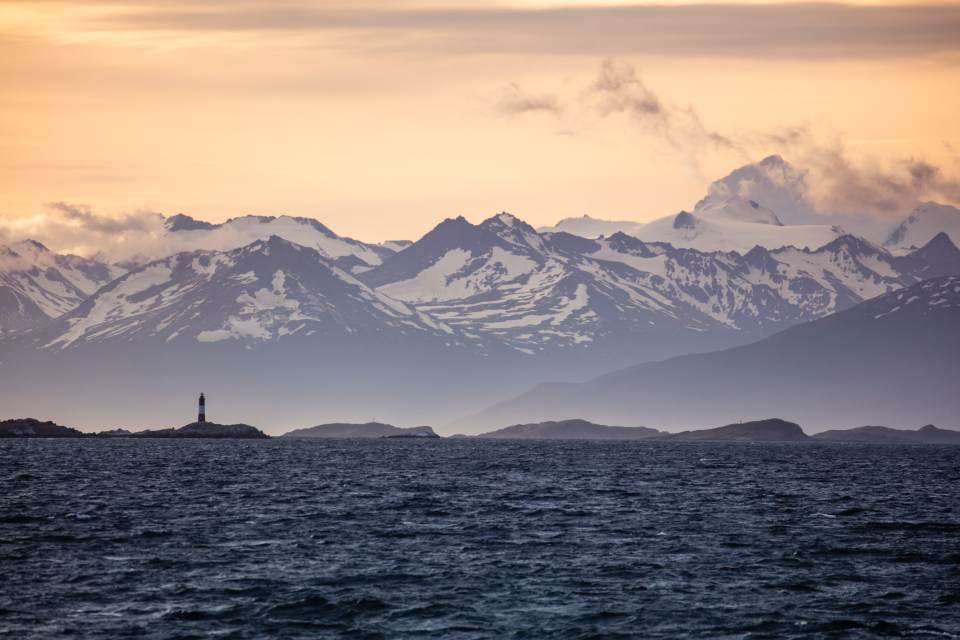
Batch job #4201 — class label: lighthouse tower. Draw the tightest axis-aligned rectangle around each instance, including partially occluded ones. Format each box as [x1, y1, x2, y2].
[198, 393, 206, 424]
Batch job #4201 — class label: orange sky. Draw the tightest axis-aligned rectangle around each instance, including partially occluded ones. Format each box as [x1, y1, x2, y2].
[2, 0, 959, 245]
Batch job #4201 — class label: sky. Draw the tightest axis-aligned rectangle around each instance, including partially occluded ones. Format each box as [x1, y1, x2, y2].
[2, 0, 960, 247]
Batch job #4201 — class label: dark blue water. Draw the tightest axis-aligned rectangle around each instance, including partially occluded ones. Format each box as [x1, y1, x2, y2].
[1, 439, 958, 639]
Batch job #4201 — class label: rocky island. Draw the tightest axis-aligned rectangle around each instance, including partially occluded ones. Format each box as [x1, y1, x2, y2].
[0, 394, 268, 439]
[130, 422, 269, 439]
[813, 424, 960, 444]
[663, 418, 809, 442]
[0, 418, 269, 439]
[0, 418, 85, 438]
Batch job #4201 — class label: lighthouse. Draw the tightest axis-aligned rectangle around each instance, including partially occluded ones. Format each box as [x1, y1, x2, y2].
[198, 393, 206, 424]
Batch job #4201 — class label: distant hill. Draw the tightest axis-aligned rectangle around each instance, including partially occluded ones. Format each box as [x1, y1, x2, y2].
[665, 419, 808, 442]
[475, 419, 661, 440]
[0, 418, 84, 438]
[814, 424, 960, 445]
[281, 422, 437, 439]
[457, 277, 960, 433]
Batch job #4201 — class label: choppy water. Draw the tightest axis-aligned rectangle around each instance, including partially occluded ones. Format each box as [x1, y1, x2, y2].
[1, 439, 959, 639]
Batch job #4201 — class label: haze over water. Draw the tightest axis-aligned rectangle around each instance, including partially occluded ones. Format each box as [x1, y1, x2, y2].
[2, 439, 958, 638]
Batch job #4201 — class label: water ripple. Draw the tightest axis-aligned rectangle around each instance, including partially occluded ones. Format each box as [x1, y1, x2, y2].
[1, 439, 958, 638]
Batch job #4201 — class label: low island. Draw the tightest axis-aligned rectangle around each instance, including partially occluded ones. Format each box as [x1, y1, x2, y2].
[663, 418, 809, 442]
[472, 419, 662, 440]
[282, 422, 439, 439]
[3, 407, 959, 445]
[812, 424, 960, 445]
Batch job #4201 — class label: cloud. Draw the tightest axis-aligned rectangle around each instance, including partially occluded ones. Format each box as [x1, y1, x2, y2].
[0, 203, 167, 260]
[701, 135, 960, 220]
[800, 145, 960, 218]
[45, 202, 162, 234]
[497, 59, 738, 163]
[587, 60, 666, 128]
[77, 2, 960, 59]
[495, 82, 562, 116]
[499, 59, 960, 220]
[582, 60, 736, 152]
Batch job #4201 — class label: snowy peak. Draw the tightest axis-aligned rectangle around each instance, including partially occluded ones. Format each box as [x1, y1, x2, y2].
[481, 212, 536, 235]
[164, 213, 216, 232]
[694, 195, 784, 226]
[236, 234, 302, 256]
[216, 214, 337, 238]
[34, 236, 453, 350]
[1, 239, 52, 266]
[892, 232, 960, 280]
[884, 202, 960, 253]
[0, 240, 124, 334]
[602, 232, 657, 258]
[819, 233, 883, 256]
[854, 275, 960, 322]
[480, 212, 546, 253]
[632, 205, 842, 253]
[537, 157, 830, 252]
[147, 212, 397, 273]
[537, 214, 640, 238]
[703, 154, 815, 225]
[7, 239, 50, 254]
[358, 214, 549, 294]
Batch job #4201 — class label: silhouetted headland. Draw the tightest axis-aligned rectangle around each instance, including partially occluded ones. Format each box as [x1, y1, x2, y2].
[663, 418, 809, 442]
[0, 418, 84, 438]
[813, 424, 960, 445]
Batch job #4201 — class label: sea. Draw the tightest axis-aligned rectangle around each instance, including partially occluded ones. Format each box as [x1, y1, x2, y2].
[1, 438, 958, 639]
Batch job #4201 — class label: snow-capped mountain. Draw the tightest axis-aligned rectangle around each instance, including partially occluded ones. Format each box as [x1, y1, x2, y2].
[700, 154, 817, 225]
[884, 202, 960, 253]
[455, 275, 960, 434]
[890, 232, 960, 279]
[629, 207, 844, 253]
[6, 209, 958, 360]
[125, 213, 398, 272]
[537, 214, 641, 238]
[538, 157, 844, 252]
[30, 235, 453, 350]
[694, 194, 784, 225]
[378, 239, 413, 253]
[0, 235, 533, 433]
[3, 209, 959, 432]
[360, 213, 959, 365]
[0, 240, 124, 335]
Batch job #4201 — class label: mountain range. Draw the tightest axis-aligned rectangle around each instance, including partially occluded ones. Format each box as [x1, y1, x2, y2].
[540, 155, 960, 254]
[0, 240, 123, 335]
[1, 156, 958, 432]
